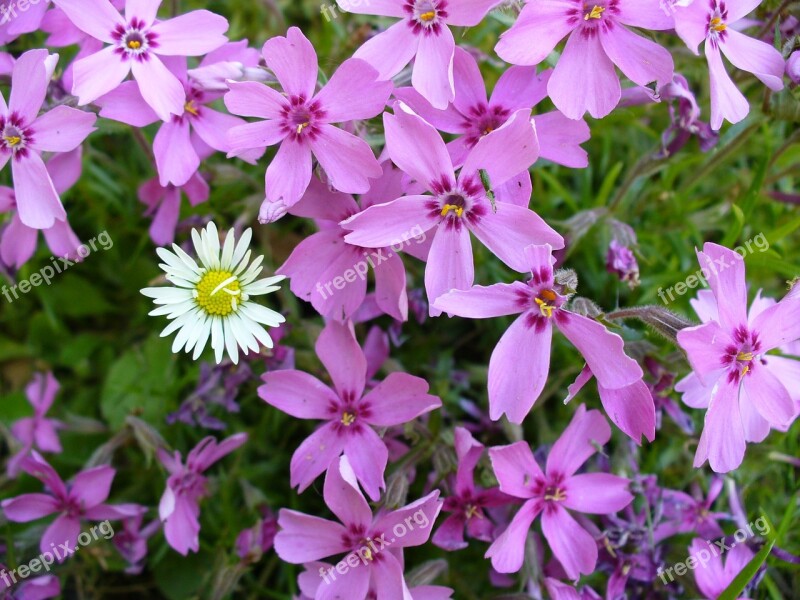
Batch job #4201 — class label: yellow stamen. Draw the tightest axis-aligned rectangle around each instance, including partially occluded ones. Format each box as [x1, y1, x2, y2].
[128, 40, 142, 49]
[3, 135, 20, 147]
[440, 204, 464, 218]
[465, 505, 482, 519]
[603, 536, 618, 558]
[535, 297, 554, 318]
[584, 5, 605, 20]
[736, 352, 754, 362]
[341, 412, 356, 426]
[296, 122, 310, 135]
[185, 100, 199, 116]
[710, 17, 726, 32]
[420, 10, 436, 22]
[543, 488, 566, 502]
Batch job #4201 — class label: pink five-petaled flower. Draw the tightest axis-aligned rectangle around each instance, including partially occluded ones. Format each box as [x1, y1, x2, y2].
[688, 537, 754, 599]
[336, 0, 502, 109]
[673, 0, 785, 130]
[0, 50, 96, 228]
[394, 46, 591, 175]
[258, 320, 441, 501]
[434, 244, 643, 423]
[486, 405, 633, 579]
[7, 372, 65, 478]
[1, 452, 140, 559]
[676, 243, 800, 472]
[53, 0, 229, 121]
[157, 432, 248, 555]
[432, 427, 513, 551]
[341, 106, 563, 315]
[274, 455, 443, 600]
[496, 0, 675, 119]
[224, 27, 393, 222]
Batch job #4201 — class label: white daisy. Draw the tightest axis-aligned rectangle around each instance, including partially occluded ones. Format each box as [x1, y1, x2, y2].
[141, 222, 286, 364]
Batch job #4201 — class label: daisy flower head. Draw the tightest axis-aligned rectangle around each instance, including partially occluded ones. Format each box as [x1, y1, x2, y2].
[141, 222, 286, 364]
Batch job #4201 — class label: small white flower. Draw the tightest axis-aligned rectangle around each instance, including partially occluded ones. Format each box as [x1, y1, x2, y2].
[141, 222, 285, 364]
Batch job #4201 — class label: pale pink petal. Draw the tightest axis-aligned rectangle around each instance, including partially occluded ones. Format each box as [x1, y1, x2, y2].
[485, 500, 541, 573]
[10, 50, 49, 124]
[314, 58, 393, 122]
[550, 30, 621, 119]
[50, 0, 123, 43]
[334, 0, 405, 16]
[126, 0, 162, 24]
[148, 186, 180, 246]
[488, 315, 553, 423]
[767, 356, 800, 402]
[373, 490, 442, 548]
[697, 243, 747, 330]
[72, 46, 131, 105]
[600, 24, 674, 88]
[70, 466, 115, 508]
[533, 111, 590, 168]
[343, 425, 388, 501]
[154, 119, 199, 186]
[495, 1, 574, 66]
[546, 405, 610, 478]
[13, 153, 66, 229]
[446, 0, 500, 25]
[742, 366, 794, 428]
[597, 379, 657, 444]
[433, 282, 527, 318]
[323, 455, 372, 530]
[488, 442, 543, 498]
[694, 377, 746, 472]
[675, 371, 715, 409]
[259, 370, 338, 419]
[690, 288, 720, 322]
[316, 561, 372, 600]
[412, 26, 455, 109]
[425, 225, 473, 315]
[540, 504, 598, 579]
[371, 551, 413, 600]
[226, 120, 285, 153]
[617, 0, 676, 30]
[224, 80, 288, 119]
[554, 310, 643, 390]
[689, 538, 727, 597]
[1, 493, 60, 521]
[493, 170, 533, 206]
[316, 320, 367, 400]
[393, 86, 467, 133]
[470, 202, 564, 272]
[751, 297, 800, 351]
[373, 253, 408, 321]
[720, 30, 784, 91]
[41, 514, 81, 560]
[262, 26, 318, 98]
[562, 473, 633, 514]
[1, 214, 37, 268]
[491, 66, 550, 111]
[705, 41, 749, 130]
[673, 0, 712, 53]
[131, 55, 185, 121]
[274, 509, 349, 563]
[150, 10, 229, 55]
[725, 0, 764, 22]
[96, 81, 159, 126]
[353, 20, 419, 80]
[740, 389, 770, 442]
[265, 139, 313, 206]
[289, 424, 346, 493]
[341, 196, 437, 248]
[451, 47, 488, 115]
[384, 108, 453, 189]
[162, 495, 200, 555]
[288, 175, 359, 221]
[310, 124, 382, 194]
[360, 372, 440, 426]
[677, 321, 733, 381]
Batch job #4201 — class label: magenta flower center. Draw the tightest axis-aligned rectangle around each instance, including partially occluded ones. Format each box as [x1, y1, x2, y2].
[426, 176, 487, 230]
[543, 485, 567, 502]
[112, 19, 159, 62]
[569, 0, 619, 36]
[0, 115, 33, 159]
[705, 2, 729, 46]
[463, 104, 511, 148]
[405, 0, 449, 35]
[723, 326, 762, 382]
[280, 97, 325, 142]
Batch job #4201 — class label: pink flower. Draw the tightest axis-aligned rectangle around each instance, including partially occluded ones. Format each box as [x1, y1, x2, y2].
[676, 243, 800, 472]
[53, 0, 229, 121]
[0, 0, 49, 44]
[274, 455, 443, 599]
[335, 0, 502, 109]
[137, 172, 210, 246]
[342, 106, 563, 315]
[6, 372, 65, 478]
[432, 427, 513, 551]
[688, 537, 754, 599]
[395, 47, 590, 176]
[277, 168, 413, 322]
[157, 432, 248, 555]
[187, 40, 266, 92]
[486, 406, 633, 578]
[434, 244, 643, 423]
[259, 320, 441, 500]
[0, 573, 61, 600]
[674, 0, 785, 129]
[224, 27, 393, 221]
[496, 0, 675, 119]
[0, 50, 96, 228]
[1, 452, 140, 559]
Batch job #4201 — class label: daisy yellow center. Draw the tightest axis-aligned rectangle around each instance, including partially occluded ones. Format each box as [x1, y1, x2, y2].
[341, 412, 356, 426]
[710, 17, 726, 31]
[195, 270, 241, 316]
[584, 5, 605, 20]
